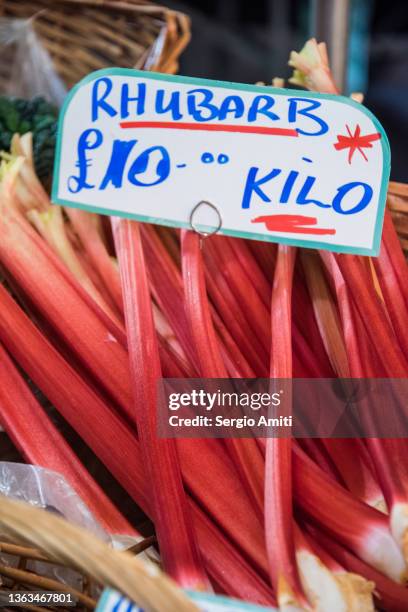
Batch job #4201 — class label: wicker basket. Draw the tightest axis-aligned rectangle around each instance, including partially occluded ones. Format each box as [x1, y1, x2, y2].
[0, 0, 190, 90]
[388, 181, 408, 254]
[0, 496, 197, 611]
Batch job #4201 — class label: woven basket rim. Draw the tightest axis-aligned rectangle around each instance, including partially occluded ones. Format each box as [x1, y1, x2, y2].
[0, 496, 198, 612]
[0, 0, 191, 82]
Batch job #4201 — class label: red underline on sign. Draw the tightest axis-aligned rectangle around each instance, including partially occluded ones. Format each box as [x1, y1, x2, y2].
[120, 121, 299, 137]
[252, 215, 336, 235]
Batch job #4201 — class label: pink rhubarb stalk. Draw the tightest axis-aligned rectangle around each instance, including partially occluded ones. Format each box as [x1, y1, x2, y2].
[293, 444, 407, 583]
[291, 38, 408, 562]
[0, 198, 134, 423]
[181, 230, 265, 515]
[65, 207, 124, 314]
[264, 245, 306, 609]
[0, 282, 272, 599]
[113, 218, 207, 589]
[0, 341, 134, 535]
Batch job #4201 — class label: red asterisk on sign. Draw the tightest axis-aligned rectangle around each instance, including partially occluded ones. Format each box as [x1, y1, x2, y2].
[334, 124, 381, 164]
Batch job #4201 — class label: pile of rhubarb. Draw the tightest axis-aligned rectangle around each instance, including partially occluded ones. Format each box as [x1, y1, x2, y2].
[0, 40, 407, 612]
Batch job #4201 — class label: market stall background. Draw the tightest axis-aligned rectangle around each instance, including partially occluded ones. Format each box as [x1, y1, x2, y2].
[164, 0, 408, 182]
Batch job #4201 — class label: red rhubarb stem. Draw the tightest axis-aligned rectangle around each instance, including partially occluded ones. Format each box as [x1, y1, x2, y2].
[181, 230, 265, 514]
[265, 245, 306, 607]
[0, 342, 134, 536]
[0, 284, 271, 596]
[113, 219, 207, 589]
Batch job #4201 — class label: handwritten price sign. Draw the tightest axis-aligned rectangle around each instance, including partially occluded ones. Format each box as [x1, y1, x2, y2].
[53, 69, 390, 255]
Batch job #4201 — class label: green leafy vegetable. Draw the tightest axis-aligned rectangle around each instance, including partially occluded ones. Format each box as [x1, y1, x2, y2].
[0, 95, 57, 181]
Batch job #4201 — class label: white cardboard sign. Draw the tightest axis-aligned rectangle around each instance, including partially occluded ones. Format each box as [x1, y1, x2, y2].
[52, 69, 390, 255]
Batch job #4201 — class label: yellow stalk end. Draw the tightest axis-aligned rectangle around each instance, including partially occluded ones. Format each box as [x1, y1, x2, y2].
[277, 574, 307, 611]
[297, 549, 375, 611]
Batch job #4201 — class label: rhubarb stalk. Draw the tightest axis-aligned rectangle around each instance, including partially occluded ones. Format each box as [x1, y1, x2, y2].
[0, 341, 134, 536]
[264, 245, 306, 609]
[113, 218, 207, 589]
[291, 36, 408, 566]
[181, 230, 265, 515]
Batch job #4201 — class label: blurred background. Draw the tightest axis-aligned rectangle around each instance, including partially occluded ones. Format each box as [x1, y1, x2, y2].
[0, 0, 406, 180]
[163, 0, 408, 182]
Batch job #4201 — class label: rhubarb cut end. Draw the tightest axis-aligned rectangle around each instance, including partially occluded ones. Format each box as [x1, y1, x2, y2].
[288, 38, 339, 94]
[277, 575, 307, 611]
[297, 550, 375, 611]
[404, 531, 408, 572]
[4, 134, 49, 211]
[390, 503, 408, 569]
[365, 527, 407, 584]
[335, 574, 375, 612]
[373, 498, 388, 515]
[0, 154, 24, 195]
[272, 77, 285, 88]
[350, 92, 364, 104]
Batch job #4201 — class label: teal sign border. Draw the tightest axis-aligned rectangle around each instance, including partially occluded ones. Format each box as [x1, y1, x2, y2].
[52, 68, 390, 256]
[96, 588, 277, 611]
[186, 591, 277, 611]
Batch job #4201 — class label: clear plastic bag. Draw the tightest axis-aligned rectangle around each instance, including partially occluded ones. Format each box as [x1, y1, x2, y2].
[142, 24, 167, 71]
[0, 17, 66, 106]
[0, 461, 108, 538]
[0, 462, 108, 590]
[0, 462, 156, 584]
